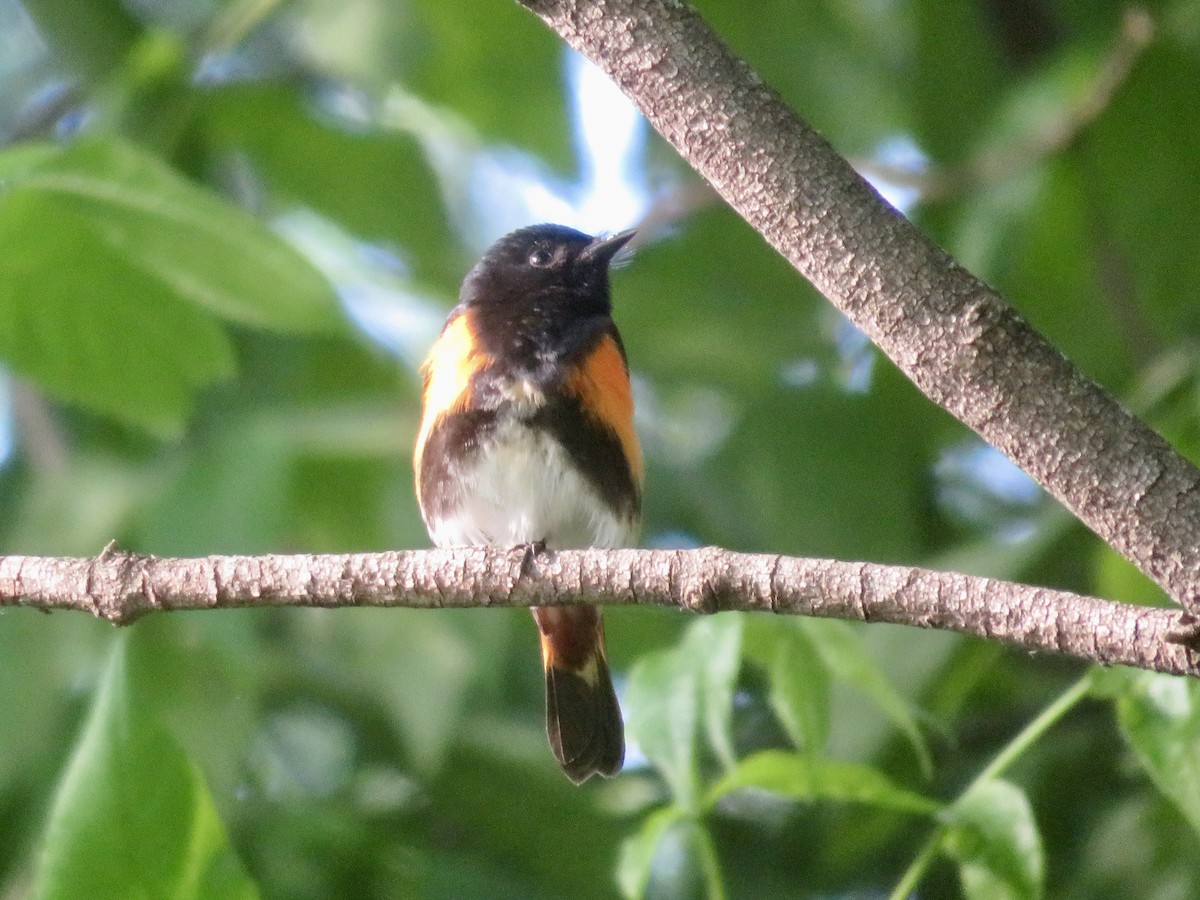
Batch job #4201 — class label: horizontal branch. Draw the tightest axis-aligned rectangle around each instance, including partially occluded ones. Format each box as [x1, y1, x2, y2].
[1, 545, 1195, 677]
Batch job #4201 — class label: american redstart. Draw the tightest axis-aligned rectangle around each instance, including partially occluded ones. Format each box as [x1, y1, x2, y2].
[414, 224, 642, 783]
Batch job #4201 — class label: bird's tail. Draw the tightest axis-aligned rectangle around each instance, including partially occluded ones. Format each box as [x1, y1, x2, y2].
[532, 605, 624, 784]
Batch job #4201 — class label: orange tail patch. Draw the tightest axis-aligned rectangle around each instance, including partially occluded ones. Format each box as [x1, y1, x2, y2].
[532, 605, 624, 783]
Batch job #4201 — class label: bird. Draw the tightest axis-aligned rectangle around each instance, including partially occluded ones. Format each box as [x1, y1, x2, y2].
[413, 224, 642, 783]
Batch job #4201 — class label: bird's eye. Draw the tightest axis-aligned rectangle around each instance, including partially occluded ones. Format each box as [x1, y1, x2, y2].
[528, 247, 553, 267]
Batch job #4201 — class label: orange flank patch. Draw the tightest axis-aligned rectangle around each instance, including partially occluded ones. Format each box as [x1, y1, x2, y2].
[564, 335, 644, 488]
[413, 314, 489, 501]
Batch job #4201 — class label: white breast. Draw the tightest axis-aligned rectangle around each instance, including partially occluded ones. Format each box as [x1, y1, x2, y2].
[426, 414, 634, 550]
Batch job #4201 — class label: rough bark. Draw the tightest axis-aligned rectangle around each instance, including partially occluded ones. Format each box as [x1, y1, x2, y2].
[1, 546, 1195, 677]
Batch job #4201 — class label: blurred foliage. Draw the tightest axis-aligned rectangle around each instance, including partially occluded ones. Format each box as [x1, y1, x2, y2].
[2, 0, 1200, 898]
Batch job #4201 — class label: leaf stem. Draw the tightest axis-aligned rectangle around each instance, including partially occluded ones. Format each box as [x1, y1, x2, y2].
[970, 673, 1094, 789]
[886, 671, 1094, 900]
[888, 836, 941, 900]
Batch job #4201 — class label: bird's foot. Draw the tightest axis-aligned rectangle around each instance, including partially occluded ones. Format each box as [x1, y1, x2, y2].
[518, 539, 548, 579]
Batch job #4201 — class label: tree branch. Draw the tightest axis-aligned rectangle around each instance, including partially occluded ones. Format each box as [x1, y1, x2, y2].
[1, 546, 1195, 677]
[513, 0, 1200, 618]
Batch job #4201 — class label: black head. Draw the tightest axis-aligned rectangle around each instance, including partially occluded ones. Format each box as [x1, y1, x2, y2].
[460, 224, 635, 319]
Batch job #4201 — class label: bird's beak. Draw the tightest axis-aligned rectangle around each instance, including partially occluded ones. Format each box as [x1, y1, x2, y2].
[581, 229, 637, 266]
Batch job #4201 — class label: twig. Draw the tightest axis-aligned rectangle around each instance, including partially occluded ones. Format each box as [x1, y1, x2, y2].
[1, 545, 1195, 677]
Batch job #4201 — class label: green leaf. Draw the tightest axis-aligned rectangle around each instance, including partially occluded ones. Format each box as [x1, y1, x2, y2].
[2, 137, 340, 331]
[0, 195, 235, 433]
[626, 640, 701, 810]
[321, 607, 508, 776]
[34, 637, 258, 900]
[624, 617, 747, 806]
[1092, 543, 1170, 608]
[707, 373, 934, 559]
[690, 820, 728, 900]
[133, 421, 294, 556]
[617, 806, 684, 900]
[16, 0, 141, 81]
[802, 619, 932, 775]
[706, 750, 938, 815]
[1116, 671, 1200, 836]
[1086, 664, 1137, 701]
[408, 1, 571, 166]
[422, 734, 631, 896]
[957, 157, 1132, 389]
[943, 780, 1044, 900]
[0, 137, 341, 431]
[686, 614, 744, 770]
[1087, 45, 1200, 346]
[743, 618, 829, 753]
[620, 208, 824, 395]
[911, 0, 1006, 162]
[0, 614, 110, 795]
[201, 83, 457, 287]
[619, 811, 726, 900]
[624, 208, 943, 560]
[5, 455, 155, 555]
[0, 142, 59, 180]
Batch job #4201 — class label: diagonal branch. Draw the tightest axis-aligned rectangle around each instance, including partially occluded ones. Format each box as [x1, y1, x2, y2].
[513, 0, 1200, 618]
[1, 546, 1195, 677]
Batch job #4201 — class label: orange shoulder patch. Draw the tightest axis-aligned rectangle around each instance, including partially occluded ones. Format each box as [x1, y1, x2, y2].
[414, 313, 489, 498]
[564, 334, 644, 488]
